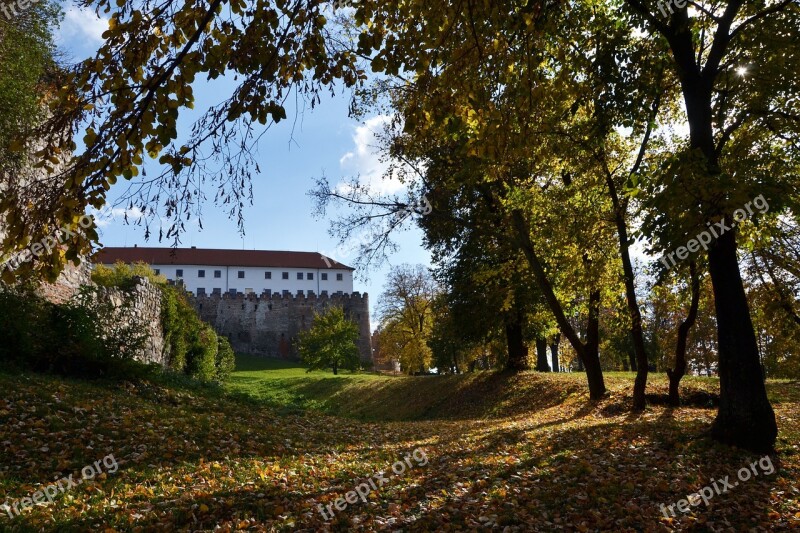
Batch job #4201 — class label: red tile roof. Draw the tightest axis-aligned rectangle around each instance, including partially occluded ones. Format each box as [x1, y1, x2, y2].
[95, 247, 354, 270]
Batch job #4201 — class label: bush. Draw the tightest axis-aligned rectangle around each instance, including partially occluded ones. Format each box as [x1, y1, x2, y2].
[186, 324, 218, 383]
[160, 284, 231, 382]
[1, 263, 236, 384]
[92, 261, 166, 290]
[216, 336, 236, 380]
[0, 286, 150, 378]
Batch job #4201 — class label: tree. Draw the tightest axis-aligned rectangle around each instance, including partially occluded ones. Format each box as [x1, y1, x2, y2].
[0, 0, 60, 173]
[3, 0, 365, 281]
[10, 0, 794, 451]
[624, 0, 799, 451]
[666, 262, 701, 406]
[377, 265, 436, 374]
[0, 0, 64, 282]
[351, 0, 794, 448]
[297, 306, 360, 375]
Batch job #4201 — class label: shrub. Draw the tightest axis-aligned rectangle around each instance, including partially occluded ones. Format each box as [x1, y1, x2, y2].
[0, 285, 150, 378]
[186, 324, 218, 383]
[1, 262, 236, 383]
[216, 336, 236, 381]
[92, 261, 166, 289]
[161, 283, 234, 383]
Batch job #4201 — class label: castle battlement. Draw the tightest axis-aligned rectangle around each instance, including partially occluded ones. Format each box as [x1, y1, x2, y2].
[190, 289, 371, 362]
[193, 291, 368, 304]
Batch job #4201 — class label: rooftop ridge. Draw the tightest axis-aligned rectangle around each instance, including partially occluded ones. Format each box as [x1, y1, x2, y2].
[95, 246, 355, 270]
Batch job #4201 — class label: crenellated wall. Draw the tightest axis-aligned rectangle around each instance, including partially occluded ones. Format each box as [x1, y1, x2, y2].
[192, 291, 372, 362]
[34, 264, 372, 366]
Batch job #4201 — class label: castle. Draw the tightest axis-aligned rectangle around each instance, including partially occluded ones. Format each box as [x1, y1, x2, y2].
[193, 290, 371, 361]
[95, 247, 373, 363]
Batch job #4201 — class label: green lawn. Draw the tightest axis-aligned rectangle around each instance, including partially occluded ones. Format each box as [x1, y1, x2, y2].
[225, 355, 395, 416]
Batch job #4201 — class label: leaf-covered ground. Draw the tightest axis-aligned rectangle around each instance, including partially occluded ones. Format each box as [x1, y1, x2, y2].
[0, 365, 798, 532]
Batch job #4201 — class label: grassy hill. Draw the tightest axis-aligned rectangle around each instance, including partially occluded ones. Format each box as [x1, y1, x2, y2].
[0, 358, 797, 531]
[226, 355, 795, 422]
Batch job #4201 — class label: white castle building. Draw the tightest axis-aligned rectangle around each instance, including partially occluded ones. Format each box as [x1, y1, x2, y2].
[96, 246, 355, 297]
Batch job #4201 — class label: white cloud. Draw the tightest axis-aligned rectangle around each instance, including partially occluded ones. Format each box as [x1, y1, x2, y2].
[91, 206, 145, 228]
[338, 115, 407, 196]
[57, 5, 108, 47]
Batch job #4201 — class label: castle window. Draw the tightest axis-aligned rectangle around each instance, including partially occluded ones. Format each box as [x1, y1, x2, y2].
[265, 271, 272, 279]
[282, 290, 290, 296]
[297, 272, 303, 280]
[197, 288, 206, 296]
[282, 272, 289, 280]
[321, 290, 328, 296]
[176, 269, 184, 278]
[321, 273, 328, 281]
[238, 271, 245, 279]
[307, 272, 313, 280]
[214, 270, 222, 278]
[336, 273, 343, 281]
[198, 269, 206, 278]
[229, 289, 237, 296]
[298, 290, 304, 296]
[212, 288, 222, 295]
[154, 269, 160, 275]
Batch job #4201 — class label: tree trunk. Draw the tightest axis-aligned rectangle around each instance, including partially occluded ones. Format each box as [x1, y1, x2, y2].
[535, 337, 550, 372]
[505, 312, 530, 371]
[581, 290, 606, 399]
[604, 175, 649, 411]
[332, 362, 338, 375]
[708, 229, 777, 452]
[668, 262, 700, 406]
[550, 334, 560, 373]
[510, 210, 606, 398]
[628, 348, 637, 372]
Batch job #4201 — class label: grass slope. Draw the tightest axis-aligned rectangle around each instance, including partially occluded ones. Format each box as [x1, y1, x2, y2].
[0, 359, 797, 531]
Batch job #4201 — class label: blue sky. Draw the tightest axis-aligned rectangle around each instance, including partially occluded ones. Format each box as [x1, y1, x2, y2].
[56, 4, 432, 324]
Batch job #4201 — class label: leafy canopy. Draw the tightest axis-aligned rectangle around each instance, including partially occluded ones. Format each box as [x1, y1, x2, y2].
[298, 306, 361, 374]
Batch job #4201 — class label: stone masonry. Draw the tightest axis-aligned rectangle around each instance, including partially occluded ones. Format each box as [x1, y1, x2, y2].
[96, 276, 168, 366]
[192, 291, 372, 362]
[34, 264, 372, 366]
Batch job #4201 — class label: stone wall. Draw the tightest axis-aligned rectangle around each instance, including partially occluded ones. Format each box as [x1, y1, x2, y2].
[34, 264, 373, 367]
[37, 261, 92, 305]
[193, 291, 372, 362]
[36, 267, 168, 367]
[97, 277, 167, 366]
